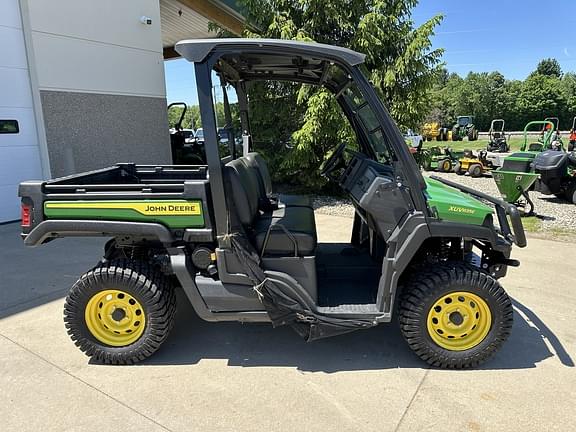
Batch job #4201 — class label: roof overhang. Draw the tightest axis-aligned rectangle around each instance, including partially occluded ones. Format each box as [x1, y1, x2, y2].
[161, 0, 245, 60]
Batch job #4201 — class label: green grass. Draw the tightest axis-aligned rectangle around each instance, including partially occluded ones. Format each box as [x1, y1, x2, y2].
[520, 216, 542, 233]
[513, 216, 576, 242]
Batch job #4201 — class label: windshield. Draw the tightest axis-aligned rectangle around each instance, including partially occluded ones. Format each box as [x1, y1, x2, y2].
[195, 128, 204, 138]
[341, 82, 392, 164]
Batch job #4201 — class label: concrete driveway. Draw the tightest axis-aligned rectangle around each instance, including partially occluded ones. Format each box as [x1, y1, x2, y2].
[1, 215, 574, 431]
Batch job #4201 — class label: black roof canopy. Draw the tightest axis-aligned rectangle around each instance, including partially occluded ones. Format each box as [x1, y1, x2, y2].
[175, 38, 366, 66]
[175, 39, 366, 88]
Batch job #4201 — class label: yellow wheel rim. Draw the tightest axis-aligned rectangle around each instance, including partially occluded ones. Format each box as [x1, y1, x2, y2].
[85, 290, 146, 347]
[427, 291, 492, 351]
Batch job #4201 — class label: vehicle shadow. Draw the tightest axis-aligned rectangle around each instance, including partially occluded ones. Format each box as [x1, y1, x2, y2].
[139, 291, 574, 372]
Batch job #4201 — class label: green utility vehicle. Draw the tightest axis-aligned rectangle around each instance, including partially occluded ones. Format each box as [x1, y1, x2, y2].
[19, 39, 526, 369]
[452, 116, 479, 141]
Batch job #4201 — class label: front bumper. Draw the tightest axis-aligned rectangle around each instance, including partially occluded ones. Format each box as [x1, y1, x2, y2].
[430, 175, 527, 248]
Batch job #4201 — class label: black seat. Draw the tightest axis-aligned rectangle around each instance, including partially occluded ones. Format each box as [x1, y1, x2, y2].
[244, 152, 312, 209]
[254, 207, 316, 256]
[224, 156, 317, 256]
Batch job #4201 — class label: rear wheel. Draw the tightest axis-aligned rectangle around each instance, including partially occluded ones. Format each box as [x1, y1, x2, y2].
[399, 263, 513, 368]
[452, 127, 460, 141]
[467, 127, 475, 141]
[438, 159, 452, 172]
[468, 163, 482, 177]
[64, 260, 177, 364]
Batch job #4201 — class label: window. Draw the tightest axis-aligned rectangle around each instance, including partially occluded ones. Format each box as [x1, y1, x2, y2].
[0, 120, 19, 134]
[342, 85, 392, 163]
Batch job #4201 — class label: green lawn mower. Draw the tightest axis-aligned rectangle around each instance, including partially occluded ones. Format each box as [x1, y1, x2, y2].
[420, 146, 463, 172]
[452, 116, 479, 141]
[492, 120, 559, 215]
[542, 117, 563, 150]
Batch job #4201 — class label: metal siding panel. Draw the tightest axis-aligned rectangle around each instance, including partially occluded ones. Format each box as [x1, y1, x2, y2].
[0, 0, 23, 28]
[0, 25, 28, 69]
[27, 0, 162, 53]
[32, 32, 166, 97]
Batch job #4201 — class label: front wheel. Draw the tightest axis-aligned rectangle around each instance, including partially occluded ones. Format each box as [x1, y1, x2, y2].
[398, 263, 513, 368]
[64, 260, 177, 364]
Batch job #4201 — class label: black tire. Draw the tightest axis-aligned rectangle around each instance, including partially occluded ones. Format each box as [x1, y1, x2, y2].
[467, 126, 477, 141]
[451, 126, 460, 141]
[64, 260, 177, 365]
[468, 163, 482, 177]
[438, 159, 452, 172]
[398, 262, 513, 369]
[566, 182, 576, 205]
[453, 161, 462, 174]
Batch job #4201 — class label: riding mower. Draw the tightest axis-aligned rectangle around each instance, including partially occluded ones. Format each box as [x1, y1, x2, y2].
[168, 102, 206, 164]
[19, 38, 527, 369]
[452, 116, 479, 141]
[486, 119, 509, 152]
[543, 117, 563, 149]
[569, 116, 576, 152]
[492, 120, 558, 215]
[454, 149, 492, 177]
[533, 150, 576, 204]
[420, 146, 463, 172]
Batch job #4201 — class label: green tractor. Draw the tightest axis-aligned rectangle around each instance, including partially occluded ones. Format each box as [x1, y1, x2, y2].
[452, 116, 479, 141]
[492, 120, 559, 215]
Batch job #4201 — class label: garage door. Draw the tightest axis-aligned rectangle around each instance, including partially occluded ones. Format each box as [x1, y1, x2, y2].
[0, 1, 44, 222]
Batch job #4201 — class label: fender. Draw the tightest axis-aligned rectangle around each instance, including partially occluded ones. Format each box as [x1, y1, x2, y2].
[376, 213, 514, 316]
[23, 220, 175, 246]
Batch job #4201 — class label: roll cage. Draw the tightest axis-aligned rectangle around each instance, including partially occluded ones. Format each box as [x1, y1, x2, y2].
[174, 38, 428, 242]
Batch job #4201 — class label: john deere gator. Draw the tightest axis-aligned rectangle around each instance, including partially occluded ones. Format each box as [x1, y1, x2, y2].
[19, 39, 526, 369]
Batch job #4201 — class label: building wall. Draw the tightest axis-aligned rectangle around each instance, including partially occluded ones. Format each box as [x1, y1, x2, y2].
[25, 0, 172, 177]
[0, 0, 43, 222]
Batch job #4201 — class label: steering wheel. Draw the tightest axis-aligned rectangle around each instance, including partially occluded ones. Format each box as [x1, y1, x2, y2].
[320, 142, 347, 180]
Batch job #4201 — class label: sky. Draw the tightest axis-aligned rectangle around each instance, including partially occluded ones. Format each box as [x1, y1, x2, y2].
[165, 0, 576, 105]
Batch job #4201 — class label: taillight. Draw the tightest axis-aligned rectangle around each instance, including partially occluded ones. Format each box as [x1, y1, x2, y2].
[21, 204, 31, 227]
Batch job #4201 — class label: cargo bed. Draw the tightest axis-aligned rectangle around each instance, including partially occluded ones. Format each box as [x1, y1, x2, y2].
[19, 163, 214, 245]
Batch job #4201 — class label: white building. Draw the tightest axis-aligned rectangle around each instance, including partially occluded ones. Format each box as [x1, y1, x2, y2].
[1, 0, 243, 222]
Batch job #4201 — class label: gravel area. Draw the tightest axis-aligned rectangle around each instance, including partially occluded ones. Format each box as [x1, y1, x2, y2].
[312, 172, 576, 231]
[312, 195, 355, 218]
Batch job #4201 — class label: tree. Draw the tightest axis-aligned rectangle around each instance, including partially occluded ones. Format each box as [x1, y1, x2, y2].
[515, 74, 565, 125]
[535, 58, 562, 78]
[239, 0, 443, 188]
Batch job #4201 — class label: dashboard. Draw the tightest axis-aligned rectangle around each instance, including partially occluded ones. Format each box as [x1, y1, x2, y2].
[339, 151, 395, 203]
